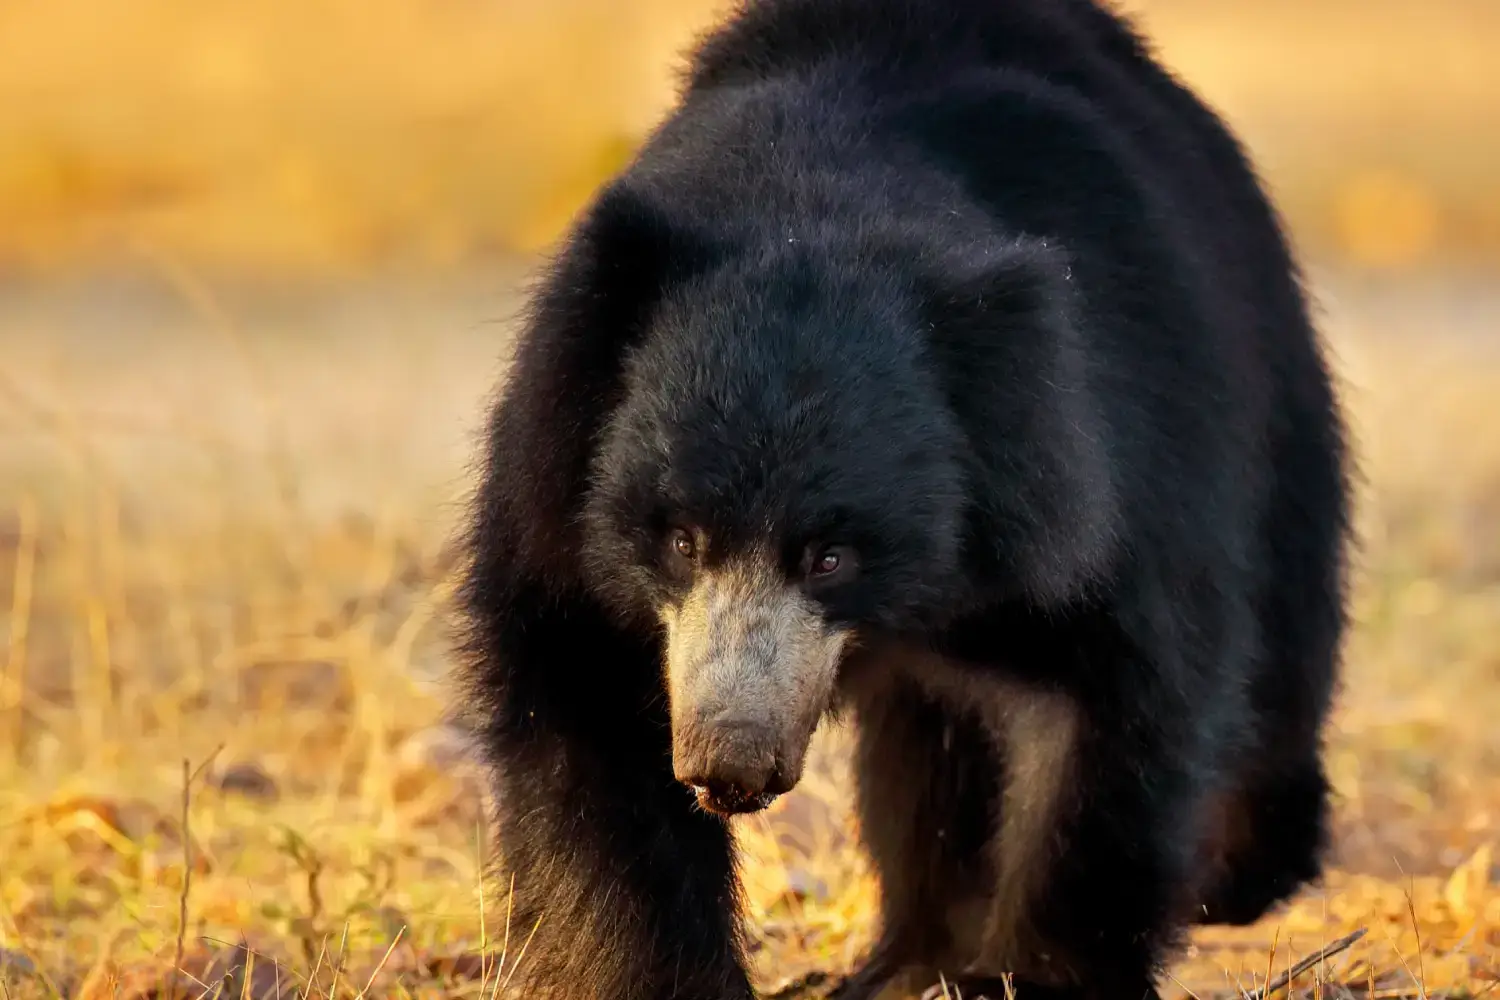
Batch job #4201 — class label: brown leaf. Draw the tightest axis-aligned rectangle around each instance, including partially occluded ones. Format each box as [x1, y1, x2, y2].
[33, 794, 216, 879]
[238, 658, 351, 712]
[211, 761, 282, 802]
[0, 947, 41, 986]
[782, 867, 830, 903]
[39, 794, 167, 845]
[420, 950, 489, 982]
[187, 940, 291, 1000]
[74, 957, 162, 1000]
[79, 942, 292, 1000]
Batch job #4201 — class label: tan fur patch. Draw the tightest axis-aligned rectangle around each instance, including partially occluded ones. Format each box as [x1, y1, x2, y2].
[976, 687, 1078, 977]
[842, 640, 1081, 983]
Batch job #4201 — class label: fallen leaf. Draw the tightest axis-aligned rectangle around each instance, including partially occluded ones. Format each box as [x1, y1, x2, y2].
[31, 794, 215, 878]
[211, 761, 281, 802]
[784, 867, 830, 903]
[1442, 841, 1493, 920]
[0, 947, 40, 983]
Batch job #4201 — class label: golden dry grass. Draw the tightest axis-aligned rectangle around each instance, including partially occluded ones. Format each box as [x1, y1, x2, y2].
[1, 264, 1498, 999]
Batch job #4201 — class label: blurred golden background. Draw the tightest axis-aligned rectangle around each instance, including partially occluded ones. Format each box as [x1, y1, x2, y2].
[1, 0, 1497, 275]
[1, 2, 1499, 997]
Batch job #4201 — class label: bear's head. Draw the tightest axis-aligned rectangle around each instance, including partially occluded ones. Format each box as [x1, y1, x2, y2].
[569, 179, 1041, 815]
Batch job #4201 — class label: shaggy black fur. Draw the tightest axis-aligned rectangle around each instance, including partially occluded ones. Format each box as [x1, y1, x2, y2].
[455, 1, 1352, 998]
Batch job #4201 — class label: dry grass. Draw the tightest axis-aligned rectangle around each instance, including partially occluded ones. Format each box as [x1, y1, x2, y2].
[0, 264, 1497, 999]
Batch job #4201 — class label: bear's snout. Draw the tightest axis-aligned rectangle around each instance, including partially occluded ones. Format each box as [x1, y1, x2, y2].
[657, 550, 853, 816]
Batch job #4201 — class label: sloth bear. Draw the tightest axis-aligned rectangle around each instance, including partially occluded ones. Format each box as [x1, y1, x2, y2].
[455, 1, 1352, 999]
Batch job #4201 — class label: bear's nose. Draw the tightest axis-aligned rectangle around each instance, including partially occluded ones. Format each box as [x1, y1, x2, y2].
[672, 719, 786, 815]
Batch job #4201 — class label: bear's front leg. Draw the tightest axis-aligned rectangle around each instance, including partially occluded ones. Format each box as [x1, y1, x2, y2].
[474, 579, 754, 1000]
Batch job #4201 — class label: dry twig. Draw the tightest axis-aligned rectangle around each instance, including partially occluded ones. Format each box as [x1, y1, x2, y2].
[1212, 928, 1370, 1000]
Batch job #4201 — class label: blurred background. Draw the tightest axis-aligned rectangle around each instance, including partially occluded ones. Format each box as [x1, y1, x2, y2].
[1, 1, 1498, 996]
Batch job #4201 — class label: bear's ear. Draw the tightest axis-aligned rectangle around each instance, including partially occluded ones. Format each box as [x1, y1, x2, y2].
[479, 180, 724, 582]
[912, 235, 1119, 602]
[565, 179, 725, 338]
[913, 236, 1077, 341]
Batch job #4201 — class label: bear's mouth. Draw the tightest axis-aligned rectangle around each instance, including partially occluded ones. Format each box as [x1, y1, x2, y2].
[691, 781, 779, 816]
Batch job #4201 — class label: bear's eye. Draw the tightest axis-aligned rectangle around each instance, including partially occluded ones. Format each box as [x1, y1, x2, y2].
[669, 529, 697, 562]
[804, 544, 857, 583]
